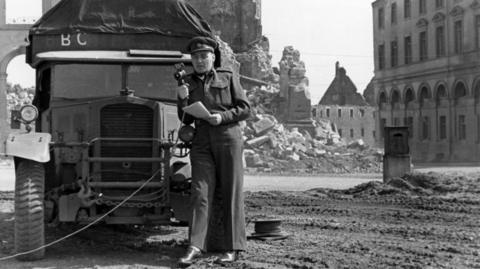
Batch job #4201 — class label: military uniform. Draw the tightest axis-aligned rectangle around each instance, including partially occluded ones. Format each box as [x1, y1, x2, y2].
[177, 63, 250, 251]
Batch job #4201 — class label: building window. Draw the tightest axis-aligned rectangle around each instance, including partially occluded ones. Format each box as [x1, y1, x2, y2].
[378, 44, 385, 69]
[419, 31, 428, 61]
[435, 0, 444, 9]
[391, 3, 397, 24]
[454, 20, 463, 54]
[380, 118, 386, 138]
[439, 116, 447, 140]
[378, 7, 385, 29]
[350, 109, 354, 118]
[373, 130, 376, 139]
[338, 109, 342, 118]
[391, 40, 398, 67]
[404, 36, 412, 64]
[435, 26, 445, 57]
[476, 16, 480, 49]
[422, 116, 430, 140]
[404, 0, 411, 19]
[419, 0, 426, 15]
[458, 115, 466, 140]
[361, 128, 365, 137]
[405, 117, 413, 138]
[350, 129, 354, 138]
[338, 129, 343, 137]
[360, 109, 365, 117]
[326, 108, 330, 117]
[320, 110, 323, 118]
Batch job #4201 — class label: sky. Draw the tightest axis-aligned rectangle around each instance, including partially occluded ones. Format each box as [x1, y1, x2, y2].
[5, 0, 375, 104]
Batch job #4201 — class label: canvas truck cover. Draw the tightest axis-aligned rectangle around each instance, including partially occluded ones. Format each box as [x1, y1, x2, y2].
[26, 0, 215, 66]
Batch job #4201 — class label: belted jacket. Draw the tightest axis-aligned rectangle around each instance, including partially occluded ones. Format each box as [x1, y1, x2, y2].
[177, 68, 251, 126]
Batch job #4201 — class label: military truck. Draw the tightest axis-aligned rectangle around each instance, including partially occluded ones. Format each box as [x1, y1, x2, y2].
[3, 0, 218, 260]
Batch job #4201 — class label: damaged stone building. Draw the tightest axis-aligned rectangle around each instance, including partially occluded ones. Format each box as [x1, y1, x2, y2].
[188, 0, 262, 53]
[312, 62, 376, 146]
[372, 0, 480, 162]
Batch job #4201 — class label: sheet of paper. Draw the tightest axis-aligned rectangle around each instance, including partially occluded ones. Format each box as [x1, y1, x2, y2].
[183, 101, 211, 119]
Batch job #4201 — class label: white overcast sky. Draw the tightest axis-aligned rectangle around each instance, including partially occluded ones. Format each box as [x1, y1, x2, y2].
[6, 0, 375, 104]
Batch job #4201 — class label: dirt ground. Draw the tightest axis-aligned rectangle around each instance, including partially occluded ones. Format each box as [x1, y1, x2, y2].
[1, 171, 480, 269]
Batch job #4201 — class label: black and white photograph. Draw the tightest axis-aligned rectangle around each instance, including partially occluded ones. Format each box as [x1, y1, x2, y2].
[0, 0, 479, 268]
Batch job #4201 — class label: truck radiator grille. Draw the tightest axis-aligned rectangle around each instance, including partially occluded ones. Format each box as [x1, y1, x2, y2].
[101, 103, 153, 138]
[100, 103, 156, 182]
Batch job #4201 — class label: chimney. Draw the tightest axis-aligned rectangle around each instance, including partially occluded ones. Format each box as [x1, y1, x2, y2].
[335, 61, 340, 77]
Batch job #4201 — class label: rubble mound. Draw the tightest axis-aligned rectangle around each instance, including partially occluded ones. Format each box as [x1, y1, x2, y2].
[242, 84, 382, 175]
[332, 172, 480, 198]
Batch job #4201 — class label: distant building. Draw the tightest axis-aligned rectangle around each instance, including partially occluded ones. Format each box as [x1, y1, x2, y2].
[312, 62, 376, 146]
[372, 0, 480, 162]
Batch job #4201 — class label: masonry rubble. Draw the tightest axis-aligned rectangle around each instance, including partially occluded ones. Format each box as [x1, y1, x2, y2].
[242, 86, 383, 174]
[231, 36, 382, 174]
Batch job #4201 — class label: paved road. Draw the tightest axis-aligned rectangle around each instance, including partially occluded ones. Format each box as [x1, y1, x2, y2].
[1, 164, 381, 192]
[2, 164, 479, 192]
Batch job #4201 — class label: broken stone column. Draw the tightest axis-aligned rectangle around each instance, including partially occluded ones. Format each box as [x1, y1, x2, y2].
[278, 46, 314, 134]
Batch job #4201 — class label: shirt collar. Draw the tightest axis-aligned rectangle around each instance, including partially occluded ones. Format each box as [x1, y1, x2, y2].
[194, 69, 216, 81]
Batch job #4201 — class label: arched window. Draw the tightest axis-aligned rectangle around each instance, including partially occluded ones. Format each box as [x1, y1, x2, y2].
[474, 81, 480, 103]
[436, 84, 447, 100]
[454, 81, 467, 99]
[419, 86, 430, 104]
[378, 91, 387, 109]
[391, 90, 401, 106]
[405, 88, 414, 104]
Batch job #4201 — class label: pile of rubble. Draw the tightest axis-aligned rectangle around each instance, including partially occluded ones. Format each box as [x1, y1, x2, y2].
[242, 86, 383, 175]
[233, 38, 382, 175]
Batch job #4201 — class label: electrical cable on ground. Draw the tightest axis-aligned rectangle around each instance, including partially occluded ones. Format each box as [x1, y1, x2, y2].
[0, 168, 161, 261]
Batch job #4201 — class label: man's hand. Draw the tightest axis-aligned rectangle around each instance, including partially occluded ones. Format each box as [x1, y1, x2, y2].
[177, 84, 189, 99]
[207, 114, 222, 126]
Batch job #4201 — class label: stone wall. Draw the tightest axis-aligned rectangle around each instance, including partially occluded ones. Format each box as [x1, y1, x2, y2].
[235, 36, 277, 82]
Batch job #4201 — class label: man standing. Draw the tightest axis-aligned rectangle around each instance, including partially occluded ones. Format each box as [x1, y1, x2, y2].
[176, 36, 250, 266]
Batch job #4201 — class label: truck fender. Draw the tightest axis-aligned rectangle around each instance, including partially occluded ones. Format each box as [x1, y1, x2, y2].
[5, 132, 51, 163]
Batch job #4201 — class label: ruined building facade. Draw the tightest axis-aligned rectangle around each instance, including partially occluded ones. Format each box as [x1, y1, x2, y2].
[313, 62, 376, 146]
[188, 0, 262, 52]
[372, 0, 480, 162]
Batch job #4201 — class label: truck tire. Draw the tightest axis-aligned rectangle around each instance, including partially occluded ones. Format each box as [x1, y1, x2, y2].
[14, 160, 45, 261]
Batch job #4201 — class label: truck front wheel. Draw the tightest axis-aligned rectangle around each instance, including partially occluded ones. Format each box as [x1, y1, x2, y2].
[14, 159, 45, 261]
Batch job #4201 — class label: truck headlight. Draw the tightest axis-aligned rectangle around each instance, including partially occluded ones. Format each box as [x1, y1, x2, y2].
[19, 105, 38, 123]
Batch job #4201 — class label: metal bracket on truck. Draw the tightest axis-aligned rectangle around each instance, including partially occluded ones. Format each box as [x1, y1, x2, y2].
[5, 132, 52, 163]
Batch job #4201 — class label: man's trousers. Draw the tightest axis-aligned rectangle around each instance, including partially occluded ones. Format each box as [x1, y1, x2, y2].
[188, 123, 246, 251]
